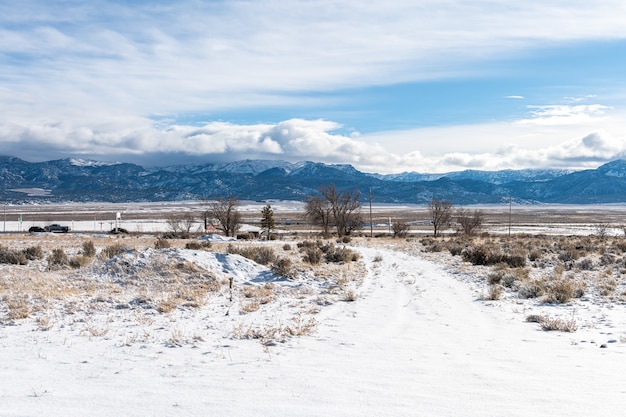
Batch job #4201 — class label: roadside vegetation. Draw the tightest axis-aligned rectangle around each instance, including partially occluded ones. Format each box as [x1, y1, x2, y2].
[417, 232, 626, 332]
[0, 233, 365, 347]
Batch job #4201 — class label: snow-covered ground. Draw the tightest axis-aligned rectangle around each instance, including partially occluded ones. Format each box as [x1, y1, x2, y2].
[1, 237, 626, 416]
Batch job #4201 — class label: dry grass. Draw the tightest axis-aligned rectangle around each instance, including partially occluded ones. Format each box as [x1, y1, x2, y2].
[343, 288, 358, 301]
[242, 283, 275, 304]
[0, 238, 221, 324]
[526, 314, 578, 332]
[231, 312, 318, 344]
[0, 233, 365, 352]
[484, 284, 503, 300]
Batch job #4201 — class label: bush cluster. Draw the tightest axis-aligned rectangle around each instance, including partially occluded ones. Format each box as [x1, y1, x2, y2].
[297, 240, 359, 264]
[47, 248, 69, 269]
[154, 238, 171, 249]
[271, 258, 294, 278]
[82, 241, 96, 257]
[462, 245, 526, 268]
[226, 244, 295, 278]
[100, 243, 129, 259]
[323, 244, 360, 263]
[227, 244, 277, 265]
[185, 240, 212, 250]
[0, 245, 44, 265]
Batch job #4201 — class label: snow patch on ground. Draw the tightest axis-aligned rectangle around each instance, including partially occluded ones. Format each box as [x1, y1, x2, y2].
[2, 239, 626, 416]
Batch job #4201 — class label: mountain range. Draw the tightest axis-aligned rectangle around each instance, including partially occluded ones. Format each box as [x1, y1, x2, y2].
[1, 155, 626, 205]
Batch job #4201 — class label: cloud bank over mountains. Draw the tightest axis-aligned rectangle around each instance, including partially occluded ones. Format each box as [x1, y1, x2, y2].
[3, 114, 624, 174]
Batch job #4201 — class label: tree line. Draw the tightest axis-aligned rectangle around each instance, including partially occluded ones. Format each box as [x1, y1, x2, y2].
[168, 187, 482, 239]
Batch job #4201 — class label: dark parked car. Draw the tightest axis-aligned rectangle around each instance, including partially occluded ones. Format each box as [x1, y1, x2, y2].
[44, 224, 69, 233]
[28, 226, 45, 233]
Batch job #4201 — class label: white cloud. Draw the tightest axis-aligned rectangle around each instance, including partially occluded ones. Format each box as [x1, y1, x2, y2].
[517, 104, 610, 126]
[2, 1, 626, 118]
[1, 113, 625, 174]
[2, 1, 626, 172]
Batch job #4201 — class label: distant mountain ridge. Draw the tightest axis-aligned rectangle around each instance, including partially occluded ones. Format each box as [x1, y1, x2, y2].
[0, 155, 625, 204]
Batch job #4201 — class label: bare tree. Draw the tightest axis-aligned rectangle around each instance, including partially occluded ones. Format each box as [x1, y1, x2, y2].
[455, 208, 484, 236]
[595, 222, 611, 240]
[166, 212, 197, 238]
[428, 198, 453, 237]
[306, 184, 363, 237]
[392, 221, 410, 238]
[320, 185, 363, 237]
[207, 197, 241, 237]
[305, 195, 333, 238]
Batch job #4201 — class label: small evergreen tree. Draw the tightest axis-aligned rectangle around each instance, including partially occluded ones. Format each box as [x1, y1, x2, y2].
[260, 204, 275, 240]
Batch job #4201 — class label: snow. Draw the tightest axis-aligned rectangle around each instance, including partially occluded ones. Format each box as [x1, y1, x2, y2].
[2, 239, 626, 416]
[198, 233, 237, 242]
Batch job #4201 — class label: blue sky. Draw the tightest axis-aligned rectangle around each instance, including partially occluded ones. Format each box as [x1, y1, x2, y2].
[1, 0, 626, 173]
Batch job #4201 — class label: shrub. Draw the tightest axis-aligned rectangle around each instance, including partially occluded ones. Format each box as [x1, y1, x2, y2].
[558, 248, 579, 262]
[449, 245, 464, 256]
[485, 284, 503, 300]
[501, 271, 522, 288]
[185, 240, 211, 250]
[597, 276, 617, 296]
[462, 245, 492, 265]
[154, 238, 171, 249]
[228, 245, 277, 265]
[82, 241, 96, 257]
[185, 241, 202, 250]
[425, 242, 444, 252]
[282, 244, 292, 251]
[462, 245, 526, 268]
[392, 222, 410, 238]
[5, 296, 31, 320]
[22, 245, 44, 260]
[525, 314, 544, 323]
[518, 280, 546, 299]
[69, 255, 92, 269]
[324, 244, 359, 263]
[577, 258, 594, 270]
[525, 315, 577, 332]
[503, 252, 526, 268]
[100, 243, 128, 259]
[486, 270, 503, 285]
[540, 317, 578, 332]
[343, 288, 358, 302]
[528, 249, 543, 262]
[47, 248, 69, 269]
[543, 279, 585, 304]
[303, 248, 323, 264]
[297, 240, 318, 249]
[242, 283, 275, 304]
[271, 258, 294, 278]
[599, 253, 616, 266]
[0, 246, 28, 265]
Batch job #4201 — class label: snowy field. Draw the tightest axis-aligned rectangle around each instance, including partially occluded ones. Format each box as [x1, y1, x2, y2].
[2, 204, 626, 416]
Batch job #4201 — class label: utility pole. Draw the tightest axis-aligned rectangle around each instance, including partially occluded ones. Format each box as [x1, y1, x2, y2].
[369, 188, 373, 238]
[508, 196, 512, 238]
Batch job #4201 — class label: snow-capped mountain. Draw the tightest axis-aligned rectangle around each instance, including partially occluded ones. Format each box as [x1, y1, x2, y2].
[1, 155, 625, 204]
